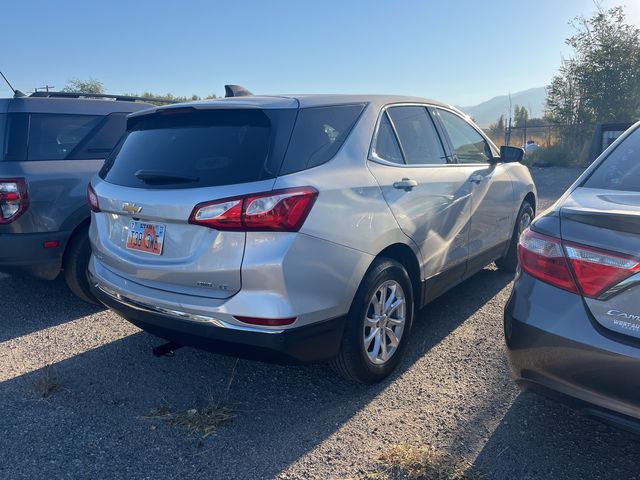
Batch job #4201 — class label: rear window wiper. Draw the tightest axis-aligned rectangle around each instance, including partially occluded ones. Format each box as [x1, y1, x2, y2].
[134, 170, 199, 184]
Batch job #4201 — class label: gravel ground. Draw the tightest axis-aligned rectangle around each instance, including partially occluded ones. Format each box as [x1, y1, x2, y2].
[1, 166, 639, 480]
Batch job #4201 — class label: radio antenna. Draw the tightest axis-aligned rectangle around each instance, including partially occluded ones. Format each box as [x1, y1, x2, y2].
[0, 71, 26, 97]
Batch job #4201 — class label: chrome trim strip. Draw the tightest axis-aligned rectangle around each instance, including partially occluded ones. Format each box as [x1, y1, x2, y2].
[599, 272, 640, 300]
[96, 283, 285, 334]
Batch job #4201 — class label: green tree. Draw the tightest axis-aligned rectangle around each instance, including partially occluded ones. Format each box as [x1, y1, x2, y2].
[62, 78, 105, 94]
[546, 6, 640, 145]
[123, 91, 217, 105]
[513, 105, 529, 127]
[487, 114, 505, 139]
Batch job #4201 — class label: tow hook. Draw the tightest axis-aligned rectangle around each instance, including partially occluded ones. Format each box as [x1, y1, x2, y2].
[152, 341, 183, 357]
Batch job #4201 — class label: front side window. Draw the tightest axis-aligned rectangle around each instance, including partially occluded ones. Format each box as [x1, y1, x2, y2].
[28, 114, 103, 160]
[387, 106, 446, 165]
[583, 127, 640, 192]
[437, 109, 492, 164]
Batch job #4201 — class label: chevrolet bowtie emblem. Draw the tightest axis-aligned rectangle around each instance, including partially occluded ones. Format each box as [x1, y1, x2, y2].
[122, 202, 143, 214]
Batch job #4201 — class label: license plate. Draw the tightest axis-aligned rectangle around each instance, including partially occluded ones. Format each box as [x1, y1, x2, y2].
[125, 220, 165, 255]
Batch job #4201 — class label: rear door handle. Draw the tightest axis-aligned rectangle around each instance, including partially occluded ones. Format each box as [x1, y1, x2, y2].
[469, 174, 484, 184]
[393, 178, 418, 191]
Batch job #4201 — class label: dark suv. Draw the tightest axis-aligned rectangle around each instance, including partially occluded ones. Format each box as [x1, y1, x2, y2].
[0, 91, 157, 302]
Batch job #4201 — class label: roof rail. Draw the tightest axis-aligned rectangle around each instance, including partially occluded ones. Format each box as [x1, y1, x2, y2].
[28, 91, 178, 104]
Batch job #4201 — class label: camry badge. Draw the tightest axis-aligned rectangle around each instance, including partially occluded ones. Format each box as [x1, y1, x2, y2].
[122, 202, 143, 214]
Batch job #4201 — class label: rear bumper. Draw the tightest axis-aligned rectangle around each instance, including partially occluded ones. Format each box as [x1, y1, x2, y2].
[505, 271, 640, 434]
[0, 231, 70, 279]
[91, 281, 346, 364]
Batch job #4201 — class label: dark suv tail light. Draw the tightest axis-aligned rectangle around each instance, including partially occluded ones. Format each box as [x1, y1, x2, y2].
[518, 228, 640, 298]
[189, 187, 318, 232]
[0, 178, 28, 224]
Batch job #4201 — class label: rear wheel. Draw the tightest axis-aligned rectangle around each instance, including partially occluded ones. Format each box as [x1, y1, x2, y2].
[331, 258, 414, 384]
[496, 200, 534, 272]
[63, 227, 100, 305]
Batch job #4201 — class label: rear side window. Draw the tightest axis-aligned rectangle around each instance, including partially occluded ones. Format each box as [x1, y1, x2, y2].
[583, 127, 640, 192]
[101, 108, 296, 189]
[2, 113, 29, 161]
[386, 106, 446, 165]
[280, 104, 365, 174]
[28, 114, 103, 160]
[0, 113, 123, 162]
[437, 109, 492, 164]
[373, 112, 404, 164]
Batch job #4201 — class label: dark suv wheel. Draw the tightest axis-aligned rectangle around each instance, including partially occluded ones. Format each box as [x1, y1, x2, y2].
[63, 227, 99, 305]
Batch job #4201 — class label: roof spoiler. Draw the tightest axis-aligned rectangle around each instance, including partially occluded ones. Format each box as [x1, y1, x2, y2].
[224, 85, 253, 98]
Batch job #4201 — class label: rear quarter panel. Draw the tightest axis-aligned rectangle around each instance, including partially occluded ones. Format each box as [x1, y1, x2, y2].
[0, 159, 101, 234]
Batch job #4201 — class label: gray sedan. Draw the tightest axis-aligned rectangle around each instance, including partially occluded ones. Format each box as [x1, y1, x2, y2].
[505, 121, 640, 433]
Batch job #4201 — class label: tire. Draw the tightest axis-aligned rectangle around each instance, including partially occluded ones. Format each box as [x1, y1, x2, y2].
[63, 227, 100, 305]
[330, 258, 414, 384]
[496, 200, 534, 273]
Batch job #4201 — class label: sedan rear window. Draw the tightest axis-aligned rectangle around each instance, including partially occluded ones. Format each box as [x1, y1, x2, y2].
[583, 127, 640, 192]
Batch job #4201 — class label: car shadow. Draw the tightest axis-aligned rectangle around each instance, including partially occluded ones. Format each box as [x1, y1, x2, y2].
[1, 267, 513, 479]
[0, 274, 105, 343]
[470, 392, 640, 480]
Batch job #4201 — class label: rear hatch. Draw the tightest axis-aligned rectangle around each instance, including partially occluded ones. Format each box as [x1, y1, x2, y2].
[91, 105, 297, 299]
[559, 127, 640, 341]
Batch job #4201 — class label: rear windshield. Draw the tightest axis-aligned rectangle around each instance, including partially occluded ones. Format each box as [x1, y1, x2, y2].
[583, 126, 640, 192]
[100, 108, 296, 189]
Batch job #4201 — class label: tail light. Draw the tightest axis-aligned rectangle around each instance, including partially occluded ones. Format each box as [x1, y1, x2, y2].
[87, 183, 100, 212]
[0, 178, 28, 224]
[564, 243, 640, 297]
[518, 228, 640, 298]
[189, 187, 318, 232]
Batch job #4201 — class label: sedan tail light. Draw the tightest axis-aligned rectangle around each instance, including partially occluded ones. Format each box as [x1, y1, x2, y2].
[189, 187, 318, 232]
[518, 228, 640, 298]
[0, 178, 28, 224]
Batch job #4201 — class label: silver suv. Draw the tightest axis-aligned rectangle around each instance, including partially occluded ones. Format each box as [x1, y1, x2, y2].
[89, 91, 536, 383]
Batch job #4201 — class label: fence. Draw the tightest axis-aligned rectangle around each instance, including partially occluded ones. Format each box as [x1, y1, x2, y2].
[503, 124, 563, 148]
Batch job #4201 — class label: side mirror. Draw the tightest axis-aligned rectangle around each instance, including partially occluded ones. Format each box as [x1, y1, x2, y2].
[499, 145, 525, 163]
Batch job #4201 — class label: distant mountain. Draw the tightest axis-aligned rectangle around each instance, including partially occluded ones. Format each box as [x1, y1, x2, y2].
[458, 87, 547, 128]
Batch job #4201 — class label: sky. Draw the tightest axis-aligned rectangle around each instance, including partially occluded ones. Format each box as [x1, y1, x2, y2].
[1, 0, 639, 106]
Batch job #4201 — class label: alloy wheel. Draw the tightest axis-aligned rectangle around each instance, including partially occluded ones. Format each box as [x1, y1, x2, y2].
[362, 280, 406, 365]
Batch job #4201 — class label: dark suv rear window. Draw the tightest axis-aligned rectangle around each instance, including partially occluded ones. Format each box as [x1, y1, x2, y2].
[583, 127, 640, 192]
[1, 112, 126, 161]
